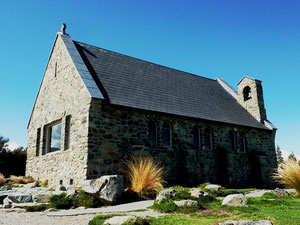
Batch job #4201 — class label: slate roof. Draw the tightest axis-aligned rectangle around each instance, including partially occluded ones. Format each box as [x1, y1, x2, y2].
[74, 41, 269, 130]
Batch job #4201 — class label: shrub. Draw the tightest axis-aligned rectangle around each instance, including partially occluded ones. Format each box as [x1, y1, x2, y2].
[124, 157, 165, 197]
[35, 179, 48, 187]
[273, 159, 300, 195]
[49, 193, 73, 209]
[24, 204, 51, 212]
[0, 173, 5, 186]
[152, 198, 179, 213]
[49, 192, 103, 209]
[10, 175, 34, 184]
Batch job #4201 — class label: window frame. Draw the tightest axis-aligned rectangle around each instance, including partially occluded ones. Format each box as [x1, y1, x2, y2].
[148, 120, 158, 147]
[192, 126, 201, 149]
[162, 122, 172, 147]
[239, 133, 247, 153]
[64, 115, 72, 150]
[45, 120, 62, 154]
[36, 128, 41, 156]
[204, 128, 213, 150]
[229, 130, 237, 152]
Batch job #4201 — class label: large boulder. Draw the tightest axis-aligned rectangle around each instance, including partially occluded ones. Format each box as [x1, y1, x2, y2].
[82, 175, 123, 203]
[222, 194, 247, 207]
[156, 188, 178, 203]
[272, 188, 289, 197]
[189, 188, 210, 198]
[33, 192, 52, 203]
[219, 220, 273, 225]
[205, 184, 222, 191]
[174, 200, 198, 207]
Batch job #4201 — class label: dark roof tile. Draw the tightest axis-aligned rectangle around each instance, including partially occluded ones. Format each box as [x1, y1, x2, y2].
[74, 41, 268, 130]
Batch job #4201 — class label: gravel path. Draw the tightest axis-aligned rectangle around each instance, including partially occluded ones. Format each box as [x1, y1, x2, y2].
[0, 200, 159, 225]
[0, 210, 95, 225]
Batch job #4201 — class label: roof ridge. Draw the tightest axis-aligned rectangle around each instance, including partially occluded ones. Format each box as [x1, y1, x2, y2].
[73, 40, 217, 82]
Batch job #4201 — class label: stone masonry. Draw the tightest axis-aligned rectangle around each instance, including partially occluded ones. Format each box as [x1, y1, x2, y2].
[26, 30, 278, 189]
[26, 34, 92, 188]
[87, 99, 277, 188]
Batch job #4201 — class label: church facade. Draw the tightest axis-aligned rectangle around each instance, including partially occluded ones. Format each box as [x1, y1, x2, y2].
[26, 26, 277, 188]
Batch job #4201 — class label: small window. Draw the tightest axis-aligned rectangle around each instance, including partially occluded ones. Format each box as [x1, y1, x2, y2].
[239, 133, 246, 153]
[162, 122, 172, 147]
[192, 126, 200, 149]
[204, 128, 213, 150]
[229, 131, 237, 152]
[46, 121, 62, 153]
[243, 86, 251, 101]
[36, 128, 41, 156]
[64, 115, 71, 150]
[148, 120, 157, 147]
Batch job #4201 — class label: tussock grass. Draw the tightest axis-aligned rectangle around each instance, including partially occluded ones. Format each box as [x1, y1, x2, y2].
[0, 173, 5, 186]
[10, 175, 35, 184]
[124, 157, 165, 197]
[273, 159, 300, 194]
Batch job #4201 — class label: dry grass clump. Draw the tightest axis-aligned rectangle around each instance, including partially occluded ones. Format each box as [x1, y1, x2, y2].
[0, 173, 6, 186]
[10, 175, 35, 184]
[124, 157, 165, 197]
[273, 159, 300, 195]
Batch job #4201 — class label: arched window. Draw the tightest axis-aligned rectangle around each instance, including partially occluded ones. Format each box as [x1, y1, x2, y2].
[192, 126, 200, 149]
[229, 131, 237, 152]
[204, 128, 213, 150]
[243, 86, 251, 101]
[239, 133, 246, 153]
[162, 122, 172, 147]
[148, 120, 157, 147]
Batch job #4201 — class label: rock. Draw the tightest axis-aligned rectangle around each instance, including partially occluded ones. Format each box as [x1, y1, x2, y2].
[5, 194, 33, 203]
[104, 215, 135, 225]
[2, 197, 13, 209]
[82, 175, 123, 203]
[98, 175, 123, 203]
[156, 188, 178, 203]
[218, 220, 273, 225]
[189, 188, 210, 198]
[205, 184, 222, 191]
[245, 190, 272, 198]
[66, 187, 76, 197]
[33, 193, 52, 203]
[0, 186, 12, 191]
[174, 200, 198, 207]
[24, 182, 38, 189]
[272, 188, 289, 197]
[222, 194, 247, 207]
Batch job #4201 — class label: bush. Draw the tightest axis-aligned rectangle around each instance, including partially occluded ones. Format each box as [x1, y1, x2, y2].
[123, 157, 165, 197]
[0, 173, 5, 186]
[24, 204, 51, 212]
[273, 159, 300, 195]
[49, 193, 73, 209]
[10, 175, 34, 184]
[152, 198, 179, 213]
[49, 192, 103, 210]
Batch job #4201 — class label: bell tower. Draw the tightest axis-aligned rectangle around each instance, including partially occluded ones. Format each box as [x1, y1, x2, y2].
[237, 76, 267, 123]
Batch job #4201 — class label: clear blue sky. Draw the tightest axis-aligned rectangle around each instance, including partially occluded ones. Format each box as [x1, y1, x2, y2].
[0, 0, 299, 156]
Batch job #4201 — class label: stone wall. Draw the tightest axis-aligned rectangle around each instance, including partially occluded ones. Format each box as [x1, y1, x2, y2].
[238, 77, 267, 123]
[26, 34, 91, 188]
[87, 99, 277, 188]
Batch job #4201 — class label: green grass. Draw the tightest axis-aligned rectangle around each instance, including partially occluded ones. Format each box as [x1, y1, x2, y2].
[88, 214, 125, 225]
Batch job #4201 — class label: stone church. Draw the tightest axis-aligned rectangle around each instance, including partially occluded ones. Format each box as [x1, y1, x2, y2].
[26, 25, 277, 188]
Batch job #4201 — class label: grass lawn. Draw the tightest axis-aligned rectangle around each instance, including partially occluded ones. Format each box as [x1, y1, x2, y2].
[149, 194, 300, 225]
[89, 193, 300, 225]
